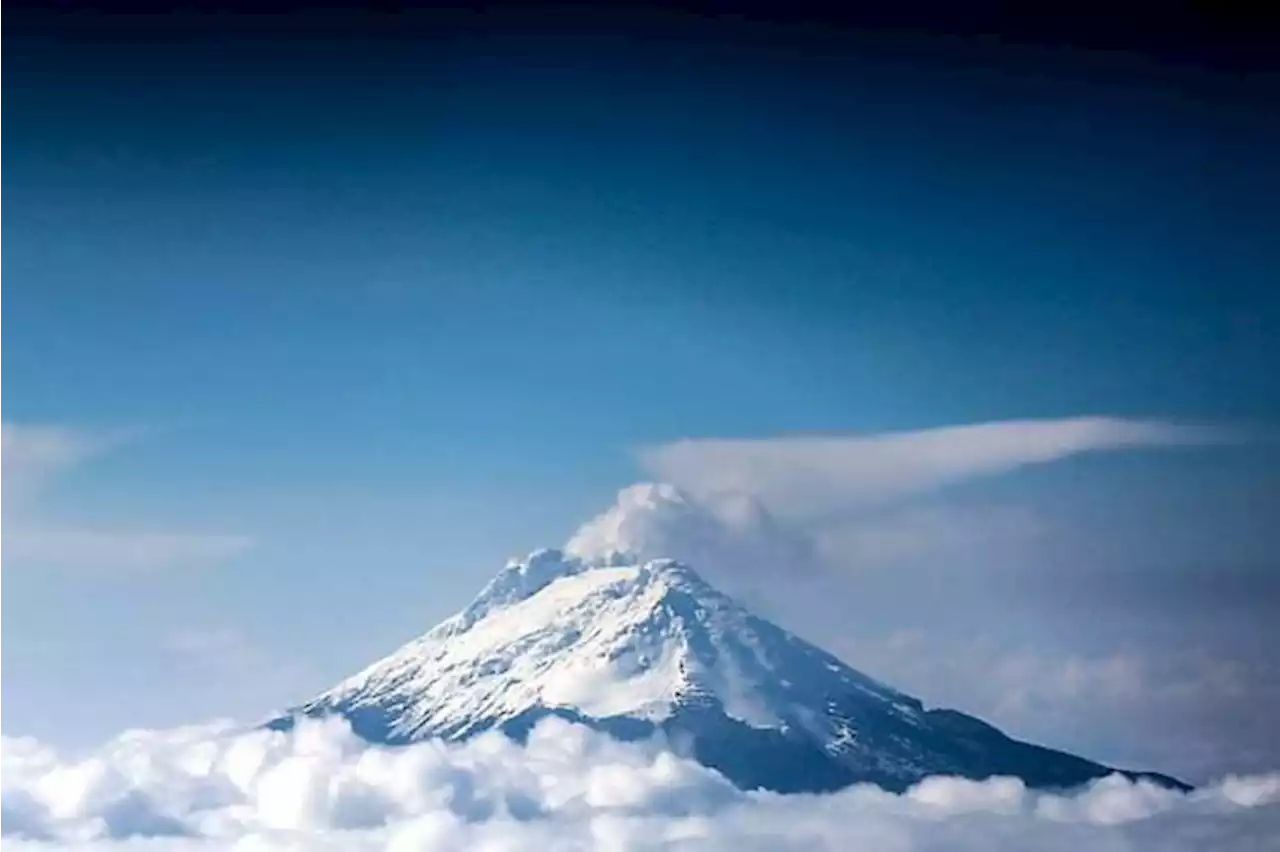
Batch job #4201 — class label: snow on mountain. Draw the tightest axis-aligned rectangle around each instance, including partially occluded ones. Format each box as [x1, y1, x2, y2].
[294, 548, 908, 733]
[277, 535, 1188, 794]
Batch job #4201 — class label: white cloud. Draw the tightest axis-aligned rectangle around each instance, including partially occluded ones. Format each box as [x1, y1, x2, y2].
[566, 482, 817, 573]
[564, 483, 830, 618]
[1, 717, 1276, 850]
[1, 423, 252, 572]
[638, 417, 1237, 519]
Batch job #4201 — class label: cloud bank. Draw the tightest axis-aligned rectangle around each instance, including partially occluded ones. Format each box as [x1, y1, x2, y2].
[2, 717, 1277, 851]
[638, 417, 1237, 519]
[1, 423, 252, 571]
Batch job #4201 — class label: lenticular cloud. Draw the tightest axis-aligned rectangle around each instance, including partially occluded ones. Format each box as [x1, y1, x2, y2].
[2, 718, 1277, 851]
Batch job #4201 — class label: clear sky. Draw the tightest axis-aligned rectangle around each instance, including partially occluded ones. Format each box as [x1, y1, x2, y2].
[3, 8, 1279, 784]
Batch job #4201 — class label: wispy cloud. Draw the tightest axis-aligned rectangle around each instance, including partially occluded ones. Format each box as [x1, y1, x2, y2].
[835, 631, 1280, 782]
[571, 417, 1241, 606]
[1, 422, 252, 572]
[816, 502, 1048, 566]
[1, 423, 116, 502]
[2, 526, 252, 571]
[161, 626, 318, 712]
[165, 627, 253, 659]
[638, 417, 1240, 519]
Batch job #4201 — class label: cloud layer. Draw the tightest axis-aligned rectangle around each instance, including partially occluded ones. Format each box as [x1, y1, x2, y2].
[639, 417, 1237, 519]
[2, 717, 1277, 851]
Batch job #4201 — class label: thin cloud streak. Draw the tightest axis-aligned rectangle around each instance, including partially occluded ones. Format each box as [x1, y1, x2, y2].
[2, 527, 253, 572]
[1, 422, 252, 573]
[638, 417, 1241, 519]
[1, 423, 113, 503]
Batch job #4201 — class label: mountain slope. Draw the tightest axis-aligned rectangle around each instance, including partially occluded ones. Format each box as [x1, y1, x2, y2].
[275, 548, 1187, 794]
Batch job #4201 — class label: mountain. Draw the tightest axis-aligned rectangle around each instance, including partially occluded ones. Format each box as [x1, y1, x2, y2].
[272, 546, 1187, 794]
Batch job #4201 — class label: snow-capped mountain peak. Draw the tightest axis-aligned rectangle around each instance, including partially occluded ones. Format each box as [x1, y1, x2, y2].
[300, 550, 898, 738]
[280, 543, 1187, 793]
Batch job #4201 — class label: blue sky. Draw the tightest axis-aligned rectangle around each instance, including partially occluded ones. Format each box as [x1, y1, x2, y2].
[3, 14, 1279, 783]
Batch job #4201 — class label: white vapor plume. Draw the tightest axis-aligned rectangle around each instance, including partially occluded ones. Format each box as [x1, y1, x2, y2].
[2, 716, 1277, 851]
[565, 483, 816, 572]
[638, 417, 1238, 519]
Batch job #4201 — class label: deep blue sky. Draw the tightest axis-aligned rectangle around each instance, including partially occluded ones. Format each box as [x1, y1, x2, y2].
[3, 8, 1279, 780]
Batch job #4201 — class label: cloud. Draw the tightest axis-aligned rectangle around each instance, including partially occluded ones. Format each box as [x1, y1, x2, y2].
[2, 527, 253, 571]
[564, 483, 830, 618]
[166, 628, 255, 659]
[566, 482, 817, 573]
[1, 423, 252, 572]
[1, 424, 116, 503]
[815, 502, 1048, 566]
[156, 628, 324, 731]
[164, 626, 315, 686]
[638, 417, 1238, 519]
[562, 481, 1047, 639]
[1, 717, 1276, 850]
[830, 632, 1280, 784]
